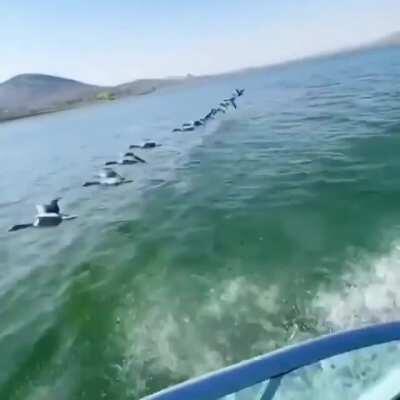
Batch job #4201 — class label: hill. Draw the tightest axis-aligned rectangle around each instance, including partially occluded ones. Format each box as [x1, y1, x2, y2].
[0, 74, 105, 121]
[373, 31, 400, 47]
[1, 30, 399, 123]
[0, 74, 181, 122]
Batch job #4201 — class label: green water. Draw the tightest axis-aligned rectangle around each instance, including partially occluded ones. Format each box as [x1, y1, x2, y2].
[1, 47, 400, 399]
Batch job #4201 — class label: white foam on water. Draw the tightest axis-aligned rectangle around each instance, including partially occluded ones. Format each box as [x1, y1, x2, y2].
[117, 241, 400, 397]
[116, 275, 285, 396]
[311, 241, 400, 330]
[272, 241, 400, 400]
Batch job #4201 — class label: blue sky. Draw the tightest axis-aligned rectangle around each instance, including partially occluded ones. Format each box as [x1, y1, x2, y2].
[1, 0, 399, 85]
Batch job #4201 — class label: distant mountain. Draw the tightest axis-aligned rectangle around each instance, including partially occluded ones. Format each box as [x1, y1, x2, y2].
[1, 30, 399, 123]
[373, 31, 400, 47]
[0, 74, 181, 122]
[0, 74, 103, 120]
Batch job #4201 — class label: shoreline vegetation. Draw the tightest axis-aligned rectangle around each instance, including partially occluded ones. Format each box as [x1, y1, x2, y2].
[1, 32, 399, 124]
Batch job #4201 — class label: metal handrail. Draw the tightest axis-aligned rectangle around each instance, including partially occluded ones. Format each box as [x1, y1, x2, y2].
[144, 321, 400, 400]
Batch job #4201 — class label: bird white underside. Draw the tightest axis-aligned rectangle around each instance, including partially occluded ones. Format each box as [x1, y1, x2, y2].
[98, 171, 120, 179]
[102, 177, 123, 185]
[33, 213, 62, 227]
[32, 213, 77, 227]
[98, 172, 107, 179]
[182, 122, 194, 128]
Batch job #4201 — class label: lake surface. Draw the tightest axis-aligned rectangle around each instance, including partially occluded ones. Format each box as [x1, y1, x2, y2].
[1, 46, 400, 399]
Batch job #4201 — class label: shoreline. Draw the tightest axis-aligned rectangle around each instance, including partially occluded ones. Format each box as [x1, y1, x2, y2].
[1, 43, 398, 126]
[0, 87, 159, 125]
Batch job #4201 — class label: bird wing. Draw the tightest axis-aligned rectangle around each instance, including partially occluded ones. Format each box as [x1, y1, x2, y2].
[134, 155, 146, 163]
[61, 214, 78, 221]
[9, 223, 33, 232]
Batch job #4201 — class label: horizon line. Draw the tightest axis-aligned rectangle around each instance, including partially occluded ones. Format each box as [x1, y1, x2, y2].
[1, 31, 398, 87]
